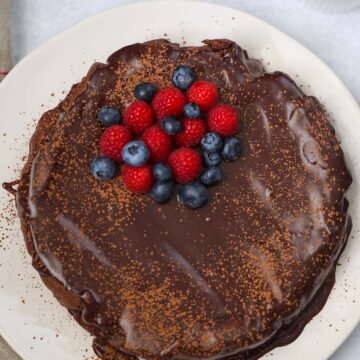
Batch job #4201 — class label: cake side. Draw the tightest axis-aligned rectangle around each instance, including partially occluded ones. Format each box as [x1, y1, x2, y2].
[15, 39, 352, 360]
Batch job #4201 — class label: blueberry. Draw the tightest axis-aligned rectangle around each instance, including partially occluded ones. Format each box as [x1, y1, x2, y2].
[90, 156, 117, 181]
[134, 82, 157, 103]
[172, 65, 196, 91]
[183, 103, 200, 118]
[161, 116, 183, 135]
[178, 182, 209, 209]
[203, 152, 221, 167]
[98, 107, 121, 127]
[200, 132, 223, 153]
[151, 181, 174, 203]
[153, 163, 173, 182]
[200, 167, 223, 187]
[122, 140, 150, 167]
[222, 137, 242, 161]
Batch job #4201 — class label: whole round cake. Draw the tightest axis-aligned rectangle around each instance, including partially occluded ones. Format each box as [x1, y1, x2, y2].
[15, 39, 352, 360]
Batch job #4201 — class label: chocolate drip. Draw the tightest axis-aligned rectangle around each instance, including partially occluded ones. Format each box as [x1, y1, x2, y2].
[2, 180, 20, 196]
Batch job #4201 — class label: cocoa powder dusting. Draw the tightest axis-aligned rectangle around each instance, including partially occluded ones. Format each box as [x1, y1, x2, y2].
[10, 39, 352, 360]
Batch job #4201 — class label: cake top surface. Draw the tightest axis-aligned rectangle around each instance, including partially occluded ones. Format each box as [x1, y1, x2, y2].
[17, 39, 351, 359]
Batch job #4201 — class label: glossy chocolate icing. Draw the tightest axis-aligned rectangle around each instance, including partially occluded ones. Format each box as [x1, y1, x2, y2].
[15, 39, 352, 360]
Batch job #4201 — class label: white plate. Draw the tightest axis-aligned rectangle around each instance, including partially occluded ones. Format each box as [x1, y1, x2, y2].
[0, 1, 359, 359]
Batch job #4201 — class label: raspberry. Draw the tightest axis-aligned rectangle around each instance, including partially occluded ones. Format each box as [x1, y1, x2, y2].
[207, 104, 239, 137]
[174, 118, 206, 147]
[152, 87, 186, 119]
[141, 125, 172, 162]
[122, 164, 153, 193]
[168, 148, 202, 184]
[187, 81, 219, 112]
[123, 100, 154, 134]
[100, 125, 132, 162]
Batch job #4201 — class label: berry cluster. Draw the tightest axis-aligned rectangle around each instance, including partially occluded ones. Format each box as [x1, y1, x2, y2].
[91, 66, 242, 209]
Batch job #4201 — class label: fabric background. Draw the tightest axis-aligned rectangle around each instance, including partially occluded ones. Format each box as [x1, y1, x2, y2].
[1, 1, 359, 359]
[0, 0, 11, 82]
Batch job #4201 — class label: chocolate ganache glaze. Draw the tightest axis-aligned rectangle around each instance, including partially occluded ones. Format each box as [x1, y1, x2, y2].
[15, 39, 352, 360]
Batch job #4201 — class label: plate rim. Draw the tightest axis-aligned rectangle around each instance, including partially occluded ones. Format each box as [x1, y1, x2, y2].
[0, 1, 359, 360]
[2, 0, 360, 112]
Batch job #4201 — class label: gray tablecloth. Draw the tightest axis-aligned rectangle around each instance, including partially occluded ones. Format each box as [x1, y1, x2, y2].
[1, 1, 359, 359]
[0, 337, 21, 360]
[0, 0, 11, 82]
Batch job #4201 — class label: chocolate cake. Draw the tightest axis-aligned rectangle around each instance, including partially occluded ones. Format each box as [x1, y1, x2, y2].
[13, 39, 352, 359]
